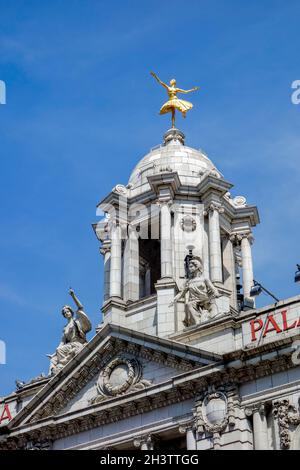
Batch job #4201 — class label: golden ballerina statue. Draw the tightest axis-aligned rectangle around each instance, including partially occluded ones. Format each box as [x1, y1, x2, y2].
[150, 72, 199, 128]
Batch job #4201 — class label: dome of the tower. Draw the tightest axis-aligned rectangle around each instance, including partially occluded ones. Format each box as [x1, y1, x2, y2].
[128, 130, 221, 196]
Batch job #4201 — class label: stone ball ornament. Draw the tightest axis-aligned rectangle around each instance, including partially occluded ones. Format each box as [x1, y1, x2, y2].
[233, 195, 247, 207]
[113, 184, 128, 195]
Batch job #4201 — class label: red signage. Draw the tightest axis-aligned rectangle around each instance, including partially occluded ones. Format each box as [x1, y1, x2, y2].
[250, 310, 300, 342]
[0, 404, 12, 425]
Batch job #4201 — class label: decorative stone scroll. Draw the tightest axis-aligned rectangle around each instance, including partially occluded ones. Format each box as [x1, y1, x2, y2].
[90, 355, 152, 404]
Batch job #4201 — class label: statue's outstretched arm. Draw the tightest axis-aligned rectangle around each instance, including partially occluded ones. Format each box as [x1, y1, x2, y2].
[176, 86, 199, 94]
[150, 71, 168, 89]
[69, 288, 92, 334]
[69, 288, 83, 309]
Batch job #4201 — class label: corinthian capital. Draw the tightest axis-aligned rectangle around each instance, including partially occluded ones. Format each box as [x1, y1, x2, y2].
[133, 433, 158, 449]
[179, 419, 196, 434]
[203, 202, 224, 216]
[245, 402, 266, 417]
[230, 232, 254, 246]
[99, 240, 111, 256]
[156, 198, 173, 208]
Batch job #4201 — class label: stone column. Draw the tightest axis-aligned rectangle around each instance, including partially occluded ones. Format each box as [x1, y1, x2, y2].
[240, 233, 254, 299]
[245, 403, 268, 450]
[160, 201, 173, 279]
[109, 223, 122, 298]
[134, 434, 157, 450]
[100, 240, 111, 302]
[145, 264, 151, 296]
[123, 226, 139, 301]
[223, 235, 238, 309]
[205, 203, 223, 283]
[179, 423, 196, 450]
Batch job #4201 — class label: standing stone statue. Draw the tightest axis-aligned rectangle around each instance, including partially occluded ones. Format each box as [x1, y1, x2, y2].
[171, 257, 220, 327]
[48, 289, 92, 374]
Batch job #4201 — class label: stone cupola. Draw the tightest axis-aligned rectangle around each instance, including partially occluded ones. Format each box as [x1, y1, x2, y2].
[93, 128, 259, 338]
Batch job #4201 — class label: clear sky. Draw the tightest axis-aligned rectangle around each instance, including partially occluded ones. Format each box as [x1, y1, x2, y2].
[1, 0, 300, 396]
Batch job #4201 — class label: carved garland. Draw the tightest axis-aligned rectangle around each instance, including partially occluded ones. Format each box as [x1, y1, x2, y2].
[101, 357, 137, 396]
[273, 399, 300, 449]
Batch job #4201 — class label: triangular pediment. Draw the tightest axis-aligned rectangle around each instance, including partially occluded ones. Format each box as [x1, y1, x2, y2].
[7, 324, 222, 429]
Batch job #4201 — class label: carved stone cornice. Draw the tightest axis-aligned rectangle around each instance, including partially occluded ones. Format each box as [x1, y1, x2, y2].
[0, 351, 296, 450]
[26, 439, 52, 451]
[22, 339, 197, 424]
[1, 329, 297, 450]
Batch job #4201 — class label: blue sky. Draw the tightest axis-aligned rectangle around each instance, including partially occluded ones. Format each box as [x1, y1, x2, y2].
[1, 0, 300, 395]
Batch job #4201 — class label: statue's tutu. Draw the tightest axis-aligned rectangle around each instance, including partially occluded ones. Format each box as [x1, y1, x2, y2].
[159, 98, 193, 116]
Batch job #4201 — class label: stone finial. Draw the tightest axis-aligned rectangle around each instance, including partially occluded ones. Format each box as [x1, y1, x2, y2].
[163, 128, 185, 146]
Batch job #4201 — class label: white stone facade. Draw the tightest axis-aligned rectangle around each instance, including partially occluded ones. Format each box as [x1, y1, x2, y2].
[1, 129, 300, 451]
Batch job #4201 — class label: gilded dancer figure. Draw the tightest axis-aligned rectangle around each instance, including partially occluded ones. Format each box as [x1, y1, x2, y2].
[150, 72, 199, 128]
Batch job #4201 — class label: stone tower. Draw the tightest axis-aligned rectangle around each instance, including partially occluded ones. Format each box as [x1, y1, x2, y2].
[94, 128, 259, 349]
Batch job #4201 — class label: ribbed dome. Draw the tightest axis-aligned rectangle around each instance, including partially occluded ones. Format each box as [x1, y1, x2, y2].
[128, 133, 220, 197]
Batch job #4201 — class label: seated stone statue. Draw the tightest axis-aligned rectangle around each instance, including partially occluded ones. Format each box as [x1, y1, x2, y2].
[171, 256, 220, 327]
[48, 289, 92, 374]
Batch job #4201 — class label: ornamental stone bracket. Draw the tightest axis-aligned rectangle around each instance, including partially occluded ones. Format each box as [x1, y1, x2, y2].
[25, 440, 52, 450]
[273, 399, 300, 450]
[193, 385, 239, 449]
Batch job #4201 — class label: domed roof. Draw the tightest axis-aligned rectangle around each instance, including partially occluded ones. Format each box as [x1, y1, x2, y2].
[128, 131, 220, 197]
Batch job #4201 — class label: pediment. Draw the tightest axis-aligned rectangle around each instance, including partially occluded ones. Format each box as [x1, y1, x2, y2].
[7, 324, 222, 429]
